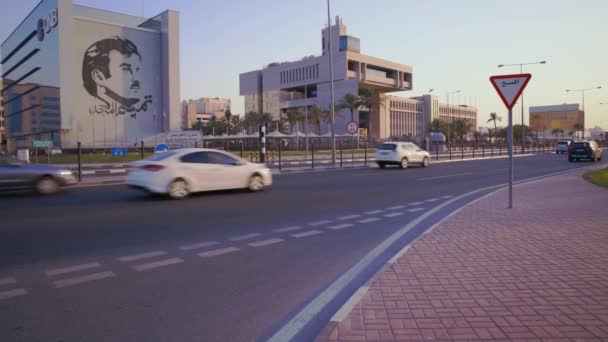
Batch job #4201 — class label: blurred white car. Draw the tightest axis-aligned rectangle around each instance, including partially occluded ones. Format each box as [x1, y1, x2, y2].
[127, 148, 272, 199]
[375, 142, 431, 169]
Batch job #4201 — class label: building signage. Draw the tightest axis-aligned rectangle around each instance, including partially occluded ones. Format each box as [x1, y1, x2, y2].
[166, 131, 202, 148]
[37, 8, 58, 42]
[32, 140, 53, 148]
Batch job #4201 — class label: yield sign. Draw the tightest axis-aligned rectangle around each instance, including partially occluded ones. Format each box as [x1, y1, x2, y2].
[490, 73, 532, 110]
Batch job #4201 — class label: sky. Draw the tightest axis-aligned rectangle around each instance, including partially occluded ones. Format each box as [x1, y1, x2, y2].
[2, 0, 608, 129]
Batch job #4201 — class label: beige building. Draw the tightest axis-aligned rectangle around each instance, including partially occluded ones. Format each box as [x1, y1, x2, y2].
[240, 17, 413, 139]
[529, 104, 584, 139]
[182, 97, 231, 129]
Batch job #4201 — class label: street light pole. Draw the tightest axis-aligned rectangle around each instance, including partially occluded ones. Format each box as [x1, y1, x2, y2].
[446, 90, 460, 146]
[498, 61, 546, 153]
[566, 86, 602, 140]
[327, 0, 336, 166]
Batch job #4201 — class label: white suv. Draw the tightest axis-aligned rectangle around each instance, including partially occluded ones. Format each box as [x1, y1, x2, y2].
[375, 142, 431, 169]
[555, 140, 571, 154]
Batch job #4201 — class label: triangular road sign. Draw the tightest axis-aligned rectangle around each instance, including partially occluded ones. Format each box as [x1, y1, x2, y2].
[490, 73, 532, 110]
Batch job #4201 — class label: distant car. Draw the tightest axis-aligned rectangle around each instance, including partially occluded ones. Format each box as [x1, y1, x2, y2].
[127, 148, 273, 199]
[555, 140, 571, 154]
[375, 142, 430, 169]
[0, 154, 76, 194]
[568, 141, 603, 162]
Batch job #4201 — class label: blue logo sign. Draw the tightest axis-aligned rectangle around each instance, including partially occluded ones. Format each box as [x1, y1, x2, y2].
[111, 147, 128, 156]
[154, 144, 170, 154]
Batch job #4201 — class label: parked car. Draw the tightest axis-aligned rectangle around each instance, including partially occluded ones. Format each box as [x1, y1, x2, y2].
[0, 154, 76, 194]
[127, 148, 272, 199]
[555, 140, 571, 154]
[568, 141, 603, 162]
[375, 142, 430, 169]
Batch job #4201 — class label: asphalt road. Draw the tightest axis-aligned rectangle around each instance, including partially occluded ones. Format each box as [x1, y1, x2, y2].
[0, 153, 604, 342]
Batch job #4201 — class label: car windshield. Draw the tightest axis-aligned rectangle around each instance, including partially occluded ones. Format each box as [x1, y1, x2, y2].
[572, 142, 589, 148]
[379, 143, 397, 151]
[557, 141, 568, 145]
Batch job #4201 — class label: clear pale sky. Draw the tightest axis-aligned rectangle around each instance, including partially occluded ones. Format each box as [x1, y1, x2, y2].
[2, 0, 607, 129]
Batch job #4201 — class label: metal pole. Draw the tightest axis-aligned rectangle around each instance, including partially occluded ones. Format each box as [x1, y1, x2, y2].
[140, 140, 144, 159]
[582, 91, 585, 139]
[278, 140, 282, 170]
[364, 142, 367, 166]
[327, 0, 336, 166]
[77, 142, 82, 182]
[311, 141, 315, 169]
[259, 124, 266, 163]
[508, 109, 513, 209]
[340, 142, 343, 167]
[305, 84, 309, 158]
[520, 64, 525, 154]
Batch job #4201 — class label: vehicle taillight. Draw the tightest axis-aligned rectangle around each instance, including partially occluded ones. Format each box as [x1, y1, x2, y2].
[568, 145, 574, 152]
[585, 147, 592, 152]
[141, 164, 165, 171]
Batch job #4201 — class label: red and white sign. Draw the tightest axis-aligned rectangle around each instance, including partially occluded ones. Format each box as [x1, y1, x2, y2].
[346, 120, 359, 135]
[490, 73, 532, 110]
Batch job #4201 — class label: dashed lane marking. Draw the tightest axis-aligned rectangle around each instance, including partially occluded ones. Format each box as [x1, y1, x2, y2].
[133, 258, 184, 272]
[309, 220, 332, 227]
[426, 198, 439, 202]
[416, 172, 473, 181]
[387, 205, 405, 210]
[384, 212, 403, 218]
[272, 226, 303, 233]
[179, 241, 219, 251]
[46, 262, 101, 277]
[249, 238, 285, 247]
[0, 288, 28, 300]
[327, 223, 354, 230]
[229, 233, 262, 242]
[364, 210, 383, 215]
[291, 230, 322, 238]
[54, 272, 116, 288]
[118, 251, 168, 262]
[358, 217, 380, 224]
[441, 195, 454, 199]
[336, 215, 361, 220]
[198, 247, 240, 258]
[407, 207, 425, 213]
[0, 277, 17, 286]
[408, 202, 424, 206]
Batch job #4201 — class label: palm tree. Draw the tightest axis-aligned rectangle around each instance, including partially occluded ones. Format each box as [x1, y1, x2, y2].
[224, 109, 232, 134]
[551, 128, 560, 140]
[487, 112, 502, 140]
[310, 104, 323, 135]
[452, 119, 473, 142]
[319, 104, 344, 133]
[429, 118, 442, 133]
[573, 123, 583, 139]
[487, 128, 495, 142]
[359, 87, 385, 141]
[283, 108, 304, 134]
[337, 93, 362, 121]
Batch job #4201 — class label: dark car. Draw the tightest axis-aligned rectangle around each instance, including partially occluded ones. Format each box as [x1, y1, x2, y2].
[0, 154, 76, 194]
[568, 141, 603, 162]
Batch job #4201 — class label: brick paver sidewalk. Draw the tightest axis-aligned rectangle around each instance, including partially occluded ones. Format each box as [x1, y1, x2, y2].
[324, 170, 608, 341]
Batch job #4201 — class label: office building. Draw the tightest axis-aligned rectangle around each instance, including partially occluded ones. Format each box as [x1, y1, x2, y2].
[182, 97, 231, 129]
[1, 0, 181, 152]
[0, 80, 4, 150]
[529, 104, 584, 139]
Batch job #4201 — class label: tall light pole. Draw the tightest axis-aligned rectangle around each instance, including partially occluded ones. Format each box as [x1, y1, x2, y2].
[498, 60, 546, 152]
[446, 90, 460, 145]
[566, 86, 602, 139]
[327, 0, 336, 166]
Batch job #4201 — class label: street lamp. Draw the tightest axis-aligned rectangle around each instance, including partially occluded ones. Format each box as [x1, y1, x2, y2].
[565, 86, 602, 139]
[498, 60, 546, 152]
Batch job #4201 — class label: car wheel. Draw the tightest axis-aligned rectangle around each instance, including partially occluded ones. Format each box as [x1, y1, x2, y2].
[422, 157, 430, 168]
[377, 162, 385, 169]
[168, 179, 189, 199]
[35, 176, 59, 195]
[400, 158, 408, 169]
[248, 174, 264, 192]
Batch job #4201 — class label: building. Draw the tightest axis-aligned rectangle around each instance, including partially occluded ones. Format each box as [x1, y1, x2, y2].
[529, 104, 584, 140]
[1, 0, 181, 152]
[240, 17, 413, 140]
[0, 80, 5, 150]
[182, 97, 231, 129]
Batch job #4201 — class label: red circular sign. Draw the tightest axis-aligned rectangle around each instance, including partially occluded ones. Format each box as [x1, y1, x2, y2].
[346, 120, 359, 135]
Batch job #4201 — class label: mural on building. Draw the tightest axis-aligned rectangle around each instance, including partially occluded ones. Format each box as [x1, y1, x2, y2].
[82, 36, 153, 117]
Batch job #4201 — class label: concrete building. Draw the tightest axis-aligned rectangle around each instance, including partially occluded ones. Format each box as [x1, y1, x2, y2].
[0, 80, 5, 150]
[240, 17, 413, 140]
[182, 97, 231, 129]
[529, 104, 584, 140]
[1, 0, 181, 152]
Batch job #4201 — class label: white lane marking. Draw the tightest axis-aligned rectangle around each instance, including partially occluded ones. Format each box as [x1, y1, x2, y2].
[118, 251, 168, 262]
[408, 202, 424, 206]
[327, 223, 354, 231]
[0, 277, 17, 286]
[0, 288, 28, 300]
[426, 198, 439, 202]
[364, 210, 384, 215]
[407, 207, 425, 213]
[358, 217, 380, 224]
[387, 205, 405, 210]
[416, 172, 473, 181]
[81, 170, 95, 175]
[198, 247, 240, 258]
[133, 258, 183, 272]
[229, 233, 262, 242]
[45, 262, 101, 276]
[54, 272, 116, 288]
[248, 238, 285, 247]
[441, 195, 454, 199]
[336, 214, 361, 220]
[272, 226, 303, 233]
[330, 286, 369, 322]
[384, 212, 403, 218]
[109, 169, 127, 174]
[388, 246, 411, 264]
[309, 220, 332, 227]
[179, 241, 219, 251]
[291, 230, 322, 238]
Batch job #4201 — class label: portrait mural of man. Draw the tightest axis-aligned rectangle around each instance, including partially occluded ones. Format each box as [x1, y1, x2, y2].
[82, 36, 152, 116]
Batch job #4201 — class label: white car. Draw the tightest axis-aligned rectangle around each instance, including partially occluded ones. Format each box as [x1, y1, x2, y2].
[127, 148, 272, 199]
[375, 142, 431, 169]
[555, 140, 571, 154]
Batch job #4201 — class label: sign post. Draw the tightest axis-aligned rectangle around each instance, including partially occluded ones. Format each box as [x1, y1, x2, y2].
[490, 73, 532, 209]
